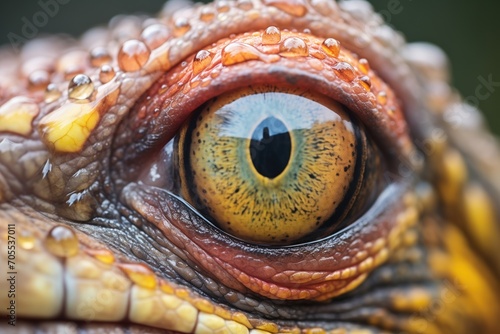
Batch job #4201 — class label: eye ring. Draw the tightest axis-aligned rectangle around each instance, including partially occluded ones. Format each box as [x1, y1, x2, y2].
[175, 85, 384, 245]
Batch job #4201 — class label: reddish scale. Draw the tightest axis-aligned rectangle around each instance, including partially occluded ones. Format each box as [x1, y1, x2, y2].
[99, 65, 116, 84]
[89, 46, 113, 67]
[262, 26, 282, 45]
[28, 70, 51, 91]
[173, 17, 192, 37]
[57, 50, 89, 80]
[140, 24, 172, 50]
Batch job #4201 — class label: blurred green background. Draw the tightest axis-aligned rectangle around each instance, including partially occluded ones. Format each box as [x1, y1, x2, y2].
[0, 0, 498, 135]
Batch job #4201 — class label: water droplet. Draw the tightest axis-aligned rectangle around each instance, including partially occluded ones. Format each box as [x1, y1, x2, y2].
[279, 37, 308, 57]
[321, 38, 340, 57]
[237, 0, 254, 10]
[388, 106, 396, 117]
[21, 57, 53, 79]
[199, 7, 216, 21]
[311, 51, 326, 60]
[262, 26, 281, 45]
[86, 249, 115, 264]
[57, 50, 87, 80]
[359, 58, 370, 74]
[45, 83, 61, 103]
[333, 62, 356, 82]
[99, 64, 116, 84]
[44, 225, 79, 257]
[141, 24, 171, 50]
[159, 84, 168, 95]
[89, 46, 112, 67]
[193, 50, 213, 75]
[28, 70, 50, 91]
[118, 39, 151, 72]
[119, 263, 157, 289]
[222, 42, 279, 66]
[222, 42, 261, 65]
[359, 75, 371, 91]
[173, 17, 191, 37]
[19, 230, 35, 250]
[216, 0, 231, 12]
[210, 69, 220, 79]
[68, 74, 95, 100]
[377, 91, 388, 105]
[263, 0, 308, 17]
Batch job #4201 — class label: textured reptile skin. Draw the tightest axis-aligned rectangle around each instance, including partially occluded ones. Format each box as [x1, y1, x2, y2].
[0, 1, 499, 333]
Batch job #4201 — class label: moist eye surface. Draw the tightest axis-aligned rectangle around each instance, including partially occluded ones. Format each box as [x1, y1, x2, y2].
[171, 85, 384, 245]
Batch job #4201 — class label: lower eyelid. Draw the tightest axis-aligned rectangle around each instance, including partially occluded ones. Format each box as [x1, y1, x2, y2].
[121, 179, 416, 302]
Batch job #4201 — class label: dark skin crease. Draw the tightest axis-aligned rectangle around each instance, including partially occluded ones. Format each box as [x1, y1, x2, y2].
[0, 1, 499, 333]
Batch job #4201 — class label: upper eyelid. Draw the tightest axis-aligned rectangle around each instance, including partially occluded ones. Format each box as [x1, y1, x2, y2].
[114, 27, 414, 184]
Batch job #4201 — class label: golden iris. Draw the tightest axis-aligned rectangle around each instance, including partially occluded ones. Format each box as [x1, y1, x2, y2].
[177, 86, 371, 244]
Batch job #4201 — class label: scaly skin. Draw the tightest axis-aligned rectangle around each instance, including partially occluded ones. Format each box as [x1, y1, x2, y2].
[0, 0, 499, 333]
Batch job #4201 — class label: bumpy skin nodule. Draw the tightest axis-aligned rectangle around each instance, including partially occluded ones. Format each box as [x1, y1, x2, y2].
[0, 0, 500, 333]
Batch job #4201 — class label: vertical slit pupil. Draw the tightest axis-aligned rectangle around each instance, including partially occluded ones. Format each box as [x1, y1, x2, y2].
[263, 127, 270, 139]
[250, 117, 291, 179]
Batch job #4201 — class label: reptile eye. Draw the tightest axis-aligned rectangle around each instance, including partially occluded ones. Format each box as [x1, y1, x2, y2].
[149, 86, 384, 245]
[130, 29, 409, 250]
[119, 26, 414, 304]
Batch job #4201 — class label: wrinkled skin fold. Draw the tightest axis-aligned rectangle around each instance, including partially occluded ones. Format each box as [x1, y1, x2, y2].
[0, 0, 499, 333]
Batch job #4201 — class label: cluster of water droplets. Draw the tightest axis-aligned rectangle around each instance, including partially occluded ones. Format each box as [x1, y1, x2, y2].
[0, 0, 398, 146]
